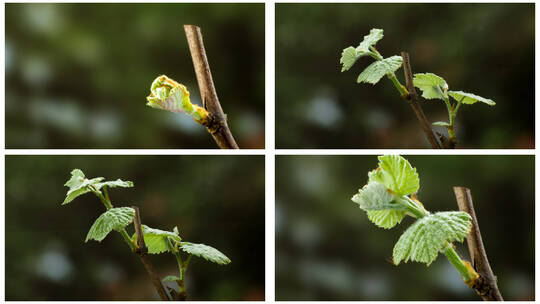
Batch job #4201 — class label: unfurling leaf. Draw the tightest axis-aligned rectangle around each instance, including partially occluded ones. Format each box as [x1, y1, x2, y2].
[357, 55, 403, 84]
[351, 179, 406, 229]
[64, 169, 86, 189]
[448, 90, 495, 106]
[351, 155, 419, 229]
[146, 75, 209, 123]
[162, 275, 181, 283]
[432, 121, 450, 127]
[374, 155, 419, 196]
[131, 225, 182, 254]
[179, 242, 231, 265]
[413, 73, 448, 100]
[351, 182, 402, 211]
[357, 28, 384, 53]
[339, 29, 384, 72]
[393, 211, 472, 266]
[62, 169, 104, 205]
[85, 207, 135, 242]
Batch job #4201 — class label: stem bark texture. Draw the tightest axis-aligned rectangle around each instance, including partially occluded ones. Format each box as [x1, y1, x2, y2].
[400, 52, 443, 149]
[132, 206, 171, 301]
[184, 24, 239, 149]
[453, 187, 504, 301]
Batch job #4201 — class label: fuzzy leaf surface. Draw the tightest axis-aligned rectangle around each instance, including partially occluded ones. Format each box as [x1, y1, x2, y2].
[357, 28, 384, 53]
[85, 207, 135, 242]
[64, 169, 85, 189]
[413, 73, 448, 100]
[351, 182, 402, 211]
[340, 47, 360, 72]
[393, 211, 472, 266]
[366, 210, 406, 229]
[375, 155, 420, 196]
[132, 225, 182, 254]
[95, 179, 134, 190]
[180, 242, 231, 265]
[448, 90, 495, 106]
[339, 29, 384, 73]
[357, 55, 402, 84]
[353, 176, 406, 229]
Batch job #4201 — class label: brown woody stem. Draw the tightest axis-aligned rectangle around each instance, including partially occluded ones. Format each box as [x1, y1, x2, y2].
[184, 25, 239, 149]
[132, 206, 172, 301]
[400, 52, 443, 149]
[453, 187, 503, 301]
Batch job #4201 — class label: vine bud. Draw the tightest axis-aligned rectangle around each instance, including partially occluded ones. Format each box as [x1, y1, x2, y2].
[146, 75, 209, 124]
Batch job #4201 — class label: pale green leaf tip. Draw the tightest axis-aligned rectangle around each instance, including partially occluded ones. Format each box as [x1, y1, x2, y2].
[70, 168, 84, 176]
[432, 121, 450, 127]
[64, 168, 85, 187]
[180, 242, 231, 265]
[449, 90, 495, 106]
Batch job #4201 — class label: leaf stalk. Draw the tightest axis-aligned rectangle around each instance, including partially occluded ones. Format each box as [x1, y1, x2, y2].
[442, 243, 479, 283]
[388, 73, 408, 97]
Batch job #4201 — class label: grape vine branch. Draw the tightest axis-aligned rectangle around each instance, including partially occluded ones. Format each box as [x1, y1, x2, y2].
[184, 25, 239, 149]
[454, 187, 503, 300]
[351, 155, 502, 300]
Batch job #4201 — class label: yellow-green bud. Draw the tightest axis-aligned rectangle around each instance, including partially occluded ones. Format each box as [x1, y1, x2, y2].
[146, 75, 209, 124]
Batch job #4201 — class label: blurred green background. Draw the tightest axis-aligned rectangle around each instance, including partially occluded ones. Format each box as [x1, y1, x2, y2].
[276, 3, 534, 148]
[276, 155, 534, 300]
[6, 155, 264, 300]
[6, 3, 264, 149]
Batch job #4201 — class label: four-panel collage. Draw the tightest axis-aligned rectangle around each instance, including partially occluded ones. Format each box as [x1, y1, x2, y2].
[3, 1, 536, 303]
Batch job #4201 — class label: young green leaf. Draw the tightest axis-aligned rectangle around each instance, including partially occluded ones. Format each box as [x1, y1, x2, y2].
[393, 211, 472, 266]
[179, 242, 231, 265]
[351, 182, 403, 211]
[375, 155, 420, 196]
[366, 210, 406, 229]
[340, 47, 360, 72]
[340, 29, 384, 72]
[413, 73, 448, 100]
[162, 275, 181, 283]
[147, 75, 192, 114]
[64, 169, 86, 189]
[146, 75, 209, 123]
[95, 179, 134, 190]
[432, 121, 450, 127]
[448, 91, 495, 106]
[131, 225, 182, 254]
[357, 55, 403, 84]
[85, 207, 135, 242]
[62, 169, 104, 205]
[357, 28, 384, 53]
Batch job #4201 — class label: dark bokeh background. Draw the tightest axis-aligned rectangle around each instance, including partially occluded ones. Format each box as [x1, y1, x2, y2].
[276, 3, 534, 148]
[6, 155, 265, 300]
[276, 155, 534, 300]
[6, 3, 264, 149]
